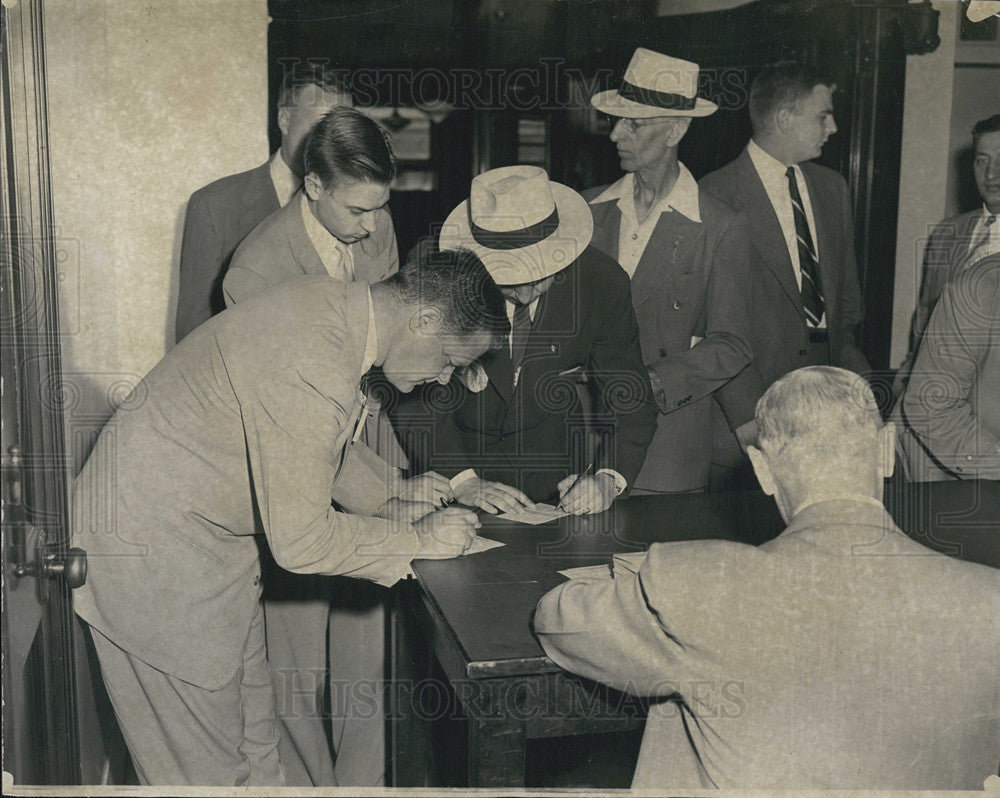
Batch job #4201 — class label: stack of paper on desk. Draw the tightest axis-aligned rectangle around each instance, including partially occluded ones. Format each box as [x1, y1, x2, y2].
[557, 551, 648, 580]
[612, 551, 647, 577]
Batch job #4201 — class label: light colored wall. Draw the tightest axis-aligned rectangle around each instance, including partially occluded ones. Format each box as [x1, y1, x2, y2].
[889, 0, 959, 368]
[45, 0, 268, 468]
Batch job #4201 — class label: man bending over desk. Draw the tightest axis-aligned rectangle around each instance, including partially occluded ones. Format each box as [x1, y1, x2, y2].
[534, 366, 999, 790]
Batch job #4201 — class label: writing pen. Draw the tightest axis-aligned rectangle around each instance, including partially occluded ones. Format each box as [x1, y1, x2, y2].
[558, 462, 594, 509]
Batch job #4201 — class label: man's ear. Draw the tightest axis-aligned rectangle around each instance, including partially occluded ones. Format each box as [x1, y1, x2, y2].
[878, 422, 896, 480]
[774, 105, 793, 135]
[747, 445, 777, 497]
[666, 117, 692, 147]
[407, 306, 443, 334]
[277, 106, 292, 138]
[303, 172, 323, 201]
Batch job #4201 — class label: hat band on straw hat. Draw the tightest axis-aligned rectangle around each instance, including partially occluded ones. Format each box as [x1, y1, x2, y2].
[469, 206, 560, 251]
[618, 80, 697, 111]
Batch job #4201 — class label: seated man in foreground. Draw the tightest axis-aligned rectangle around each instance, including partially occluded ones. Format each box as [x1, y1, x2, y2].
[534, 366, 999, 790]
[72, 250, 506, 785]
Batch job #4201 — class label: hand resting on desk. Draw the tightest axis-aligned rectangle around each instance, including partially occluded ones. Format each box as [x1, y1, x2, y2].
[453, 478, 535, 515]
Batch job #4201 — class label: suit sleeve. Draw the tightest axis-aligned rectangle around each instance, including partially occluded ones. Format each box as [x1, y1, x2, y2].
[176, 191, 222, 344]
[648, 211, 759, 429]
[829, 178, 870, 374]
[535, 544, 717, 697]
[240, 363, 419, 584]
[588, 268, 658, 489]
[901, 268, 1000, 479]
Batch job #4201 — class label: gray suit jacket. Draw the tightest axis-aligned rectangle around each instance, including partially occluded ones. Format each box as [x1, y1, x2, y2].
[584, 184, 759, 492]
[73, 278, 416, 689]
[223, 192, 398, 304]
[701, 148, 870, 384]
[175, 161, 279, 343]
[896, 255, 1000, 480]
[535, 499, 1000, 789]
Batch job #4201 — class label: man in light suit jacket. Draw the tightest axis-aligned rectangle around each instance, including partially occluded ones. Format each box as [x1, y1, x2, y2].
[224, 108, 398, 300]
[223, 107, 403, 788]
[584, 49, 760, 493]
[174, 65, 352, 343]
[897, 254, 1000, 480]
[73, 252, 506, 786]
[535, 366, 1000, 790]
[701, 62, 869, 485]
[894, 113, 1000, 397]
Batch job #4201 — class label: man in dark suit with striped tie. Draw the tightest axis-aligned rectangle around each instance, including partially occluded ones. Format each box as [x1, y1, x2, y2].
[701, 62, 869, 485]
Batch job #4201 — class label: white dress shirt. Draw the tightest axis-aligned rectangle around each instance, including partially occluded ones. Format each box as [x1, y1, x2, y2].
[747, 139, 826, 328]
[588, 164, 702, 279]
[268, 150, 301, 208]
[300, 193, 356, 282]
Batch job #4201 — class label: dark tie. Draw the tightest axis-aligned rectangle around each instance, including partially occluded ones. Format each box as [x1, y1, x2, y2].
[787, 166, 825, 326]
[510, 301, 532, 384]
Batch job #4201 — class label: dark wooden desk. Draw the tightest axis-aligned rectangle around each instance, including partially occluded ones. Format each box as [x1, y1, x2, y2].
[390, 481, 1000, 788]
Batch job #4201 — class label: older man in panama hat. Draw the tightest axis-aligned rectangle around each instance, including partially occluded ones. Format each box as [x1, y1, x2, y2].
[584, 48, 761, 494]
[411, 165, 658, 516]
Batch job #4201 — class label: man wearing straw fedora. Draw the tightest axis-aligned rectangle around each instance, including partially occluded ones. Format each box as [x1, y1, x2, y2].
[425, 165, 657, 515]
[584, 48, 761, 494]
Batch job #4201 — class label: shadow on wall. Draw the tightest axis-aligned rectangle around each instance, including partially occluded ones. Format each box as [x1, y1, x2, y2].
[53, 372, 145, 477]
[164, 200, 189, 353]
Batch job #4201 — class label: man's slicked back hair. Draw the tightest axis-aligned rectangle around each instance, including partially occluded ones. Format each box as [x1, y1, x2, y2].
[278, 61, 352, 108]
[749, 61, 833, 135]
[973, 113, 1000, 146]
[385, 246, 510, 348]
[304, 107, 397, 189]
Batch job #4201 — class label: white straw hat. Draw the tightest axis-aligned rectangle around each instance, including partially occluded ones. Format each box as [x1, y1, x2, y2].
[591, 48, 717, 119]
[438, 165, 594, 286]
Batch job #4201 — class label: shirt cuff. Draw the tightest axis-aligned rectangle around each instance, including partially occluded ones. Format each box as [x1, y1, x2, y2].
[449, 469, 478, 490]
[595, 468, 627, 495]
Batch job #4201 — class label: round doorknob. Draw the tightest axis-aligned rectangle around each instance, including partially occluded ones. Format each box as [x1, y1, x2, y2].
[40, 547, 88, 589]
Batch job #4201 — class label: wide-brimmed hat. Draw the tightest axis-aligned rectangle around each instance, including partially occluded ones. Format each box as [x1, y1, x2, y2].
[438, 165, 594, 286]
[591, 48, 717, 119]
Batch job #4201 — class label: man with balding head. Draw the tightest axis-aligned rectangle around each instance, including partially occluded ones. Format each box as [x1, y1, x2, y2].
[535, 367, 999, 789]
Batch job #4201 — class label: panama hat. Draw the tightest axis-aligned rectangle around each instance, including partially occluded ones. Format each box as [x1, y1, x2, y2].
[438, 165, 594, 286]
[591, 48, 717, 118]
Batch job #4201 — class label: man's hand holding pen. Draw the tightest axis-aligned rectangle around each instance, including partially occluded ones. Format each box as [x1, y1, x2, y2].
[557, 466, 617, 515]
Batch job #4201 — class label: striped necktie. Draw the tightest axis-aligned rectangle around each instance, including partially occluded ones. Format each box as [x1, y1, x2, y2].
[963, 213, 996, 269]
[510, 301, 532, 388]
[787, 166, 825, 326]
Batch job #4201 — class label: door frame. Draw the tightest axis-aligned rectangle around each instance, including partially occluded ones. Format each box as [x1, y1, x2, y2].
[2, 0, 81, 784]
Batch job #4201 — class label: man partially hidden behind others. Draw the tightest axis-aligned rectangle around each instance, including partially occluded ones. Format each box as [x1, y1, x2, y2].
[72, 250, 507, 786]
[535, 366, 999, 790]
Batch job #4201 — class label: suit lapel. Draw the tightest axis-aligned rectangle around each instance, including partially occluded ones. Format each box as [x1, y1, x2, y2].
[631, 213, 703, 307]
[737, 151, 803, 317]
[589, 200, 621, 262]
[239, 162, 279, 234]
[285, 195, 330, 277]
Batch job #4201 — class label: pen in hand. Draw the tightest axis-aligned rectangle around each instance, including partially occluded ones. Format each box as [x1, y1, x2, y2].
[558, 463, 594, 510]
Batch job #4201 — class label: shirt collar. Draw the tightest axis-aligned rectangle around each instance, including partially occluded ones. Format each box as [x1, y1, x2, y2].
[300, 192, 354, 275]
[269, 150, 301, 208]
[747, 138, 794, 180]
[362, 287, 378, 374]
[589, 165, 701, 223]
[792, 492, 885, 519]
